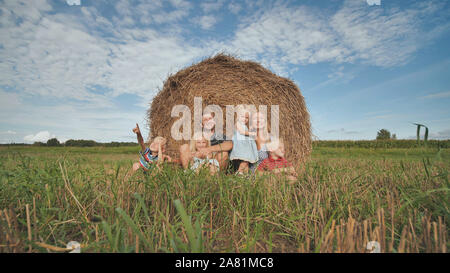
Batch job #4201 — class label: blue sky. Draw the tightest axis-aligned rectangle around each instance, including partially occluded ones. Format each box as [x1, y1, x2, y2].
[0, 0, 449, 143]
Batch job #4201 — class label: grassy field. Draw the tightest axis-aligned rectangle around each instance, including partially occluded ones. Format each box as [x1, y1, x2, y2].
[0, 145, 448, 253]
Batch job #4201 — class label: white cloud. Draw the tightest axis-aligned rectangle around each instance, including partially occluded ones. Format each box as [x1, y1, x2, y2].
[0, 2, 182, 143]
[24, 131, 56, 143]
[194, 15, 219, 30]
[212, 4, 342, 75]
[113, 0, 192, 26]
[201, 0, 225, 13]
[420, 91, 450, 99]
[1, 0, 447, 106]
[327, 66, 354, 81]
[228, 2, 242, 14]
[0, 1, 203, 106]
[366, 0, 381, 6]
[66, 0, 81, 6]
[330, 0, 426, 67]
[211, 0, 448, 75]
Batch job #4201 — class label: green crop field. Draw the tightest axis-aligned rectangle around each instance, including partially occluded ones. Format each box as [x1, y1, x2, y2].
[0, 146, 448, 253]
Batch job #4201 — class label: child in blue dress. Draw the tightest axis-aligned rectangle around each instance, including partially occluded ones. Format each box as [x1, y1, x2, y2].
[229, 107, 258, 174]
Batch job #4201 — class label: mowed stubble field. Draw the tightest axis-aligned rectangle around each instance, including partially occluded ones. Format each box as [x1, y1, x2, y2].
[0, 145, 448, 253]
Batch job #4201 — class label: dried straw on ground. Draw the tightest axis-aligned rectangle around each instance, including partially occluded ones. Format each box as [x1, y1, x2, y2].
[148, 54, 311, 164]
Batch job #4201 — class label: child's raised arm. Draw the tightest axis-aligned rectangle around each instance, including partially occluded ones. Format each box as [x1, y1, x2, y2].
[236, 122, 256, 137]
[133, 123, 146, 151]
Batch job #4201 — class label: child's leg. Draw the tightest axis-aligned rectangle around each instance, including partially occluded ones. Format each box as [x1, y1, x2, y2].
[238, 161, 249, 173]
[214, 152, 229, 171]
[209, 164, 218, 175]
[132, 162, 141, 172]
[179, 144, 193, 169]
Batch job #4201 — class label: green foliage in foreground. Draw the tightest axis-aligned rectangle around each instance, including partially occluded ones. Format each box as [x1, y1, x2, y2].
[0, 146, 448, 253]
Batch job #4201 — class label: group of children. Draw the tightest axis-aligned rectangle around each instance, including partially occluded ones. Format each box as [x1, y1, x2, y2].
[132, 107, 297, 180]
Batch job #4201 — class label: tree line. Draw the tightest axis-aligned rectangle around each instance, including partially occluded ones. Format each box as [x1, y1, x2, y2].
[1, 128, 447, 149]
[313, 139, 449, 149]
[11, 138, 449, 149]
[29, 138, 138, 147]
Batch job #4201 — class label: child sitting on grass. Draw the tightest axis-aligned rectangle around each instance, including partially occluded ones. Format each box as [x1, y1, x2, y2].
[257, 139, 297, 181]
[132, 123, 171, 172]
[189, 133, 219, 175]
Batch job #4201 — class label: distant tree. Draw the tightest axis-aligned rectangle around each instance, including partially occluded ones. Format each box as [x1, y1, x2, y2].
[64, 139, 138, 147]
[376, 129, 391, 140]
[64, 139, 97, 147]
[391, 134, 397, 140]
[64, 139, 76, 146]
[46, 138, 60, 146]
[33, 141, 46, 146]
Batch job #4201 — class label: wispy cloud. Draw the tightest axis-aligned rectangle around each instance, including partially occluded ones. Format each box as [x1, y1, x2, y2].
[193, 15, 219, 30]
[228, 2, 242, 14]
[66, 0, 81, 6]
[201, 0, 225, 13]
[112, 0, 192, 26]
[420, 91, 450, 99]
[2, 0, 448, 105]
[212, 0, 449, 75]
[366, 0, 381, 6]
[326, 128, 361, 135]
[0, 130, 16, 135]
[0, 1, 203, 106]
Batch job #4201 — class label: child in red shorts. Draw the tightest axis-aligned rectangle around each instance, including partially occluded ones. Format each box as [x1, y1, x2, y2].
[257, 139, 297, 181]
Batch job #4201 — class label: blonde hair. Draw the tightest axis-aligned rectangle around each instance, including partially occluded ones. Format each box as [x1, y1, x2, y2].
[189, 133, 210, 153]
[151, 136, 166, 145]
[235, 105, 256, 126]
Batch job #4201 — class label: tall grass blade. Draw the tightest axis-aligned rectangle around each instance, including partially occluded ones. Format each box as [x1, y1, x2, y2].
[116, 208, 152, 251]
[173, 199, 202, 253]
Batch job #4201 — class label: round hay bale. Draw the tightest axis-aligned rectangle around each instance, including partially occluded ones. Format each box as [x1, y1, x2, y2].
[148, 54, 311, 164]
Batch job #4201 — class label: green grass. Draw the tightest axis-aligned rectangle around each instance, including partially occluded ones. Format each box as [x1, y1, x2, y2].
[0, 146, 448, 253]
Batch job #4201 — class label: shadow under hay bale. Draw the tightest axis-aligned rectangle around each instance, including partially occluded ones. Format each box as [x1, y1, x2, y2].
[148, 54, 311, 164]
